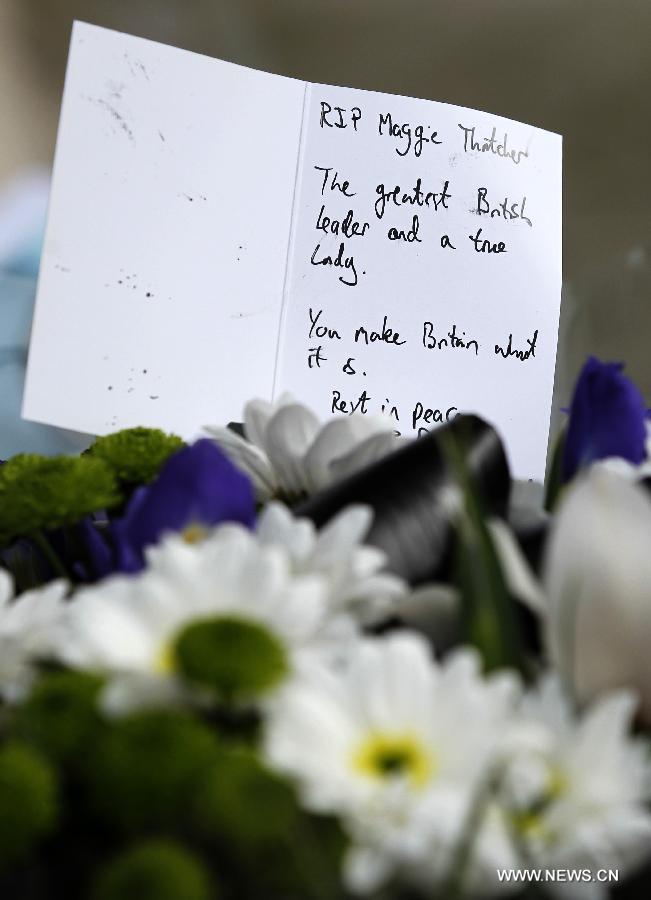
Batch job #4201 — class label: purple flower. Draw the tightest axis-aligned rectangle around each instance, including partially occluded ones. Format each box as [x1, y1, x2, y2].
[75, 517, 114, 581]
[111, 438, 255, 572]
[562, 356, 648, 481]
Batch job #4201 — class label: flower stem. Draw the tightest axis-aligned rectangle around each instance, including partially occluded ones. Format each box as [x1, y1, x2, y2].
[32, 531, 70, 581]
[441, 769, 499, 898]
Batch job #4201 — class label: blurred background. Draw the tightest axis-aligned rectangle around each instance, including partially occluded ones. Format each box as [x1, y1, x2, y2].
[0, 0, 650, 456]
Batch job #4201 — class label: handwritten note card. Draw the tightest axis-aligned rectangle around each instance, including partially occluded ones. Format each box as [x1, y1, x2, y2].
[23, 22, 561, 480]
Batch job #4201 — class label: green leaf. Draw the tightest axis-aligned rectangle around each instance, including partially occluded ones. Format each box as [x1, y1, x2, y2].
[442, 432, 525, 674]
[544, 426, 567, 512]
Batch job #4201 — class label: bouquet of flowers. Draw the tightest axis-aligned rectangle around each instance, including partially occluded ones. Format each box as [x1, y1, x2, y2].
[0, 355, 650, 899]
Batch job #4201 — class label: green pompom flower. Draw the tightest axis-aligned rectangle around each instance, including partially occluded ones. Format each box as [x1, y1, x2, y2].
[93, 840, 215, 900]
[0, 741, 58, 868]
[174, 616, 289, 701]
[194, 746, 298, 848]
[0, 454, 121, 544]
[13, 671, 105, 765]
[87, 428, 184, 489]
[87, 711, 219, 833]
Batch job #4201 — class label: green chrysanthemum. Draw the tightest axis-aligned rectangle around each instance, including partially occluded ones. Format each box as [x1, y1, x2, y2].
[0, 454, 121, 544]
[0, 741, 58, 868]
[87, 711, 219, 833]
[193, 747, 298, 848]
[87, 428, 184, 489]
[174, 616, 289, 700]
[13, 671, 105, 766]
[93, 840, 215, 900]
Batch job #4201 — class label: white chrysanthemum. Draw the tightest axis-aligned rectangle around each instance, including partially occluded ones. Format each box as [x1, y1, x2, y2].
[499, 676, 651, 898]
[205, 394, 399, 500]
[264, 633, 520, 894]
[0, 570, 68, 702]
[59, 513, 386, 714]
[256, 502, 405, 624]
[60, 522, 342, 714]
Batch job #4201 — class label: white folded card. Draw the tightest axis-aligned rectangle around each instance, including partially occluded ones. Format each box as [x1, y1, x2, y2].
[23, 21, 562, 480]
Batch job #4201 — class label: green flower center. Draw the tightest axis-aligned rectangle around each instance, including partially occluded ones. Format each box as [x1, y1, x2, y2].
[173, 616, 289, 699]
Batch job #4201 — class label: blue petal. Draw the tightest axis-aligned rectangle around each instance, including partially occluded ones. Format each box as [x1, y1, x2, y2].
[562, 356, 647, 481]
[112, 439, 255, 572]
[76, 516, 114, 580]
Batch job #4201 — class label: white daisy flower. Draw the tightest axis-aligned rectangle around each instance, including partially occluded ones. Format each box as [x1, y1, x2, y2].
[205, 393, 399, 501]
[499, 676, 651, 898]
[256, 502, 405, 624]
[60, 521, 354, 714]
[0, 569, 68, 702]
[264, 632, 520, 894]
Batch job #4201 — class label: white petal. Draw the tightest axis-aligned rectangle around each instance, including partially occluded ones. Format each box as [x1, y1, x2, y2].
[577, 690, 637, 751]
[100, 672, 188, 717]
[304, 416, 395, 491]
[256, 502, 316, 561]
[263, 404, 320, 496]
[488, 518, 546, 615]
[242, 397, 275, 450]
[344, 845, 393, 895]
[314, 506, 373, 565]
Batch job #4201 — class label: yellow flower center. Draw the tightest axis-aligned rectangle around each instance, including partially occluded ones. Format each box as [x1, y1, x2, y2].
[352, 732, 434, 789]
[154, 641, 176, 674]
[181, 523, 209, 544]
